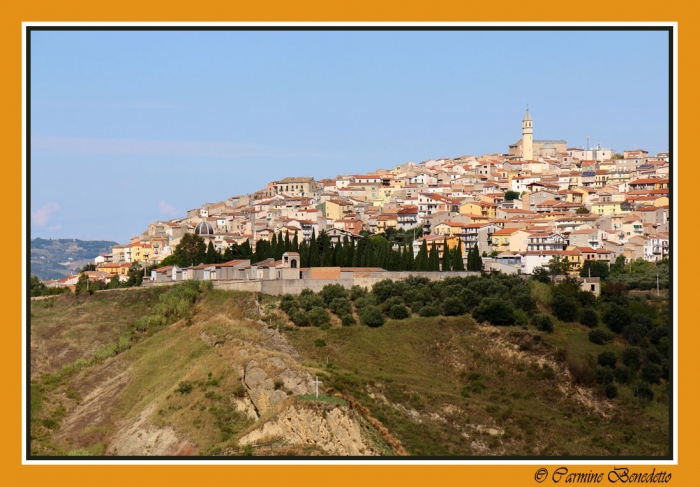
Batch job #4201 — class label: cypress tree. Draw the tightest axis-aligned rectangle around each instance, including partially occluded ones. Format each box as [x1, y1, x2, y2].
[452, 239, 465, 271]
[222, 244, 234, 261]
[416, 239, 429, 271]
[299, 240, 310, 267]
[403, 245, 414, 271]
[339, 235, 350, 267]
[275, 234, 285, 260]
[441, 237, 450, 271]
[473, 243, 482, 271]
[195, 241, 207, 265]
[292, 231, 299, 252]
[467, 243, 483, 271]
[270, 233, 278, 256]
[240, 240, 253, 260]
[331, 243, 341, 267]
[318, 231, 331, 266]
[346, 238, 355, 268]
[309, 229, 321, 267]
[205, 241, 217, 264]
[354, 235, 368, 267]
[388, 248, 402, 271]
[284, 232, 292, 252]
[429, 241, 439, 271]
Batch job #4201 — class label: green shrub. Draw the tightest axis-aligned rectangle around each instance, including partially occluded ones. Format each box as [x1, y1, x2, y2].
[341, 314, 356, 327]
[589, 328, 614, 345]
[472, 297, 515, 326]
[320, 284, 348, 305]
[531, 314, 554, 333]
[622, 347, 642, 370]
[242, 442, 254, 456]
[442, 297, 467, 316]
[177, 381, 194, 395]
[300, 293, 326, 311]
[280, 295, 300, 313]
[641, 363, 663, 384]
[529, 280, 552, 307]
[329, 297, 351, 316]
[350, 285, 368, 301]
[634, 381, 654, 403]
[314, 339, 326, 348]
[419, 305, 439, 317]
[360, 305, 385, 327]
[622, 323, 648, 346]
[513, 309, 529, 327]
[354, 296, 377, 311]
[603, 303, 632, 334]
[410, 301, 425, 314]
[382, 296, 404, 313]
[597, 351, 617, 369]
[372, 279, 399, 301]
[389, 304, 409, 320]
[551, 294, 578, 322]
[289, 308, 310, 327]
[614, 366, 630, 384]
[580, 307, 599, 328]
[308, 307, 330, 327]
[605, 384, 618, 399]
[458, 288, 481, 310]
[596, 366, 615, 385]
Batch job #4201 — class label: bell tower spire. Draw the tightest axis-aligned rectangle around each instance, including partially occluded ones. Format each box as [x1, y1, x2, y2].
[522, 107, 533, 161]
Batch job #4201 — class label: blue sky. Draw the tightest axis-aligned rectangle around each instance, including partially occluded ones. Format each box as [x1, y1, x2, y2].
[29, 29, 670, 243]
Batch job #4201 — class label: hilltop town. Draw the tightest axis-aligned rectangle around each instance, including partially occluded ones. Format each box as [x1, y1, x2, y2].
[40, 109, 670, 292]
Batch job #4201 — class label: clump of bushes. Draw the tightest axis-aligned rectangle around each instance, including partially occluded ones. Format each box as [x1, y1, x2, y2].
[589, 328, 614, 345]
[419, 305, 440, 317]
[360, 306, 385, 327]
[442, 297, 467, 316]
[531, 314, 554, 333]
[308, 307, 330, 328]
[389, 304, 409, 320]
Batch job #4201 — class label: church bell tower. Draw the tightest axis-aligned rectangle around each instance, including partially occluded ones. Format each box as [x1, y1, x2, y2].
[522, 107, 533, 161]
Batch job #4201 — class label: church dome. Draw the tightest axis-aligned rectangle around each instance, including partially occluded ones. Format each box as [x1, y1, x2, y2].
[194, 221, 215, 236]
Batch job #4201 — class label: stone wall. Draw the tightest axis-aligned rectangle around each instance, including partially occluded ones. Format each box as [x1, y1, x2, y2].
[143, 270, 483, 296]
[212, 280, 263, 293]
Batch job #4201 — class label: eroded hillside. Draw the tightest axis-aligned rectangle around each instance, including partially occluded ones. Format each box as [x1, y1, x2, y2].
[30, 282, 669, 457]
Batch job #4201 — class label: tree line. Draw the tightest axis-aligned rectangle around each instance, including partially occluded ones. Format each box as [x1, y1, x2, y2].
[156, 228, 477, 272]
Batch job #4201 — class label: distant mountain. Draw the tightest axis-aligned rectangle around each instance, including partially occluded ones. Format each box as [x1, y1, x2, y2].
[30, 238, 119, 281]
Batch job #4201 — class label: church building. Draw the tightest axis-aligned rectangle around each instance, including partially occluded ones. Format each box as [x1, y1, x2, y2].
[508, 108, 566, 160]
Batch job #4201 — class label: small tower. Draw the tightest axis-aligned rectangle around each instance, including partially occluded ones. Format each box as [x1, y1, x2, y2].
[522, 107, 533, 161]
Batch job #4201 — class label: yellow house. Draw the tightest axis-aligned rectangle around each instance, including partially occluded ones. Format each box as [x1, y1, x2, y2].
[433, 221, 468, 237]
[591, 201, 626, 215]
[490, 227, 520, 253]
[376, 214, 398, 232]
[459, 202, 497, 219]
[653, 196, 669, 207]
[317, 200, 342, 220]
[97, 262, 132, 276]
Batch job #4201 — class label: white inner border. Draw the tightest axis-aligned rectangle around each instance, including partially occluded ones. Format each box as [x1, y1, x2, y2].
[22, 21, 679, 466]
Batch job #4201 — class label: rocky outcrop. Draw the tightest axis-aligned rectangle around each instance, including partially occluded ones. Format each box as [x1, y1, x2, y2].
[238, 403, 377, 456]
[107, 404, 194, 456]
[242, 355, 314, 416]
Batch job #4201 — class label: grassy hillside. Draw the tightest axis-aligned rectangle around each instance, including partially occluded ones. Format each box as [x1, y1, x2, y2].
[29, 278, 670, 457]
[30, 285, 390, 457]
[30, 238, 118, 280]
